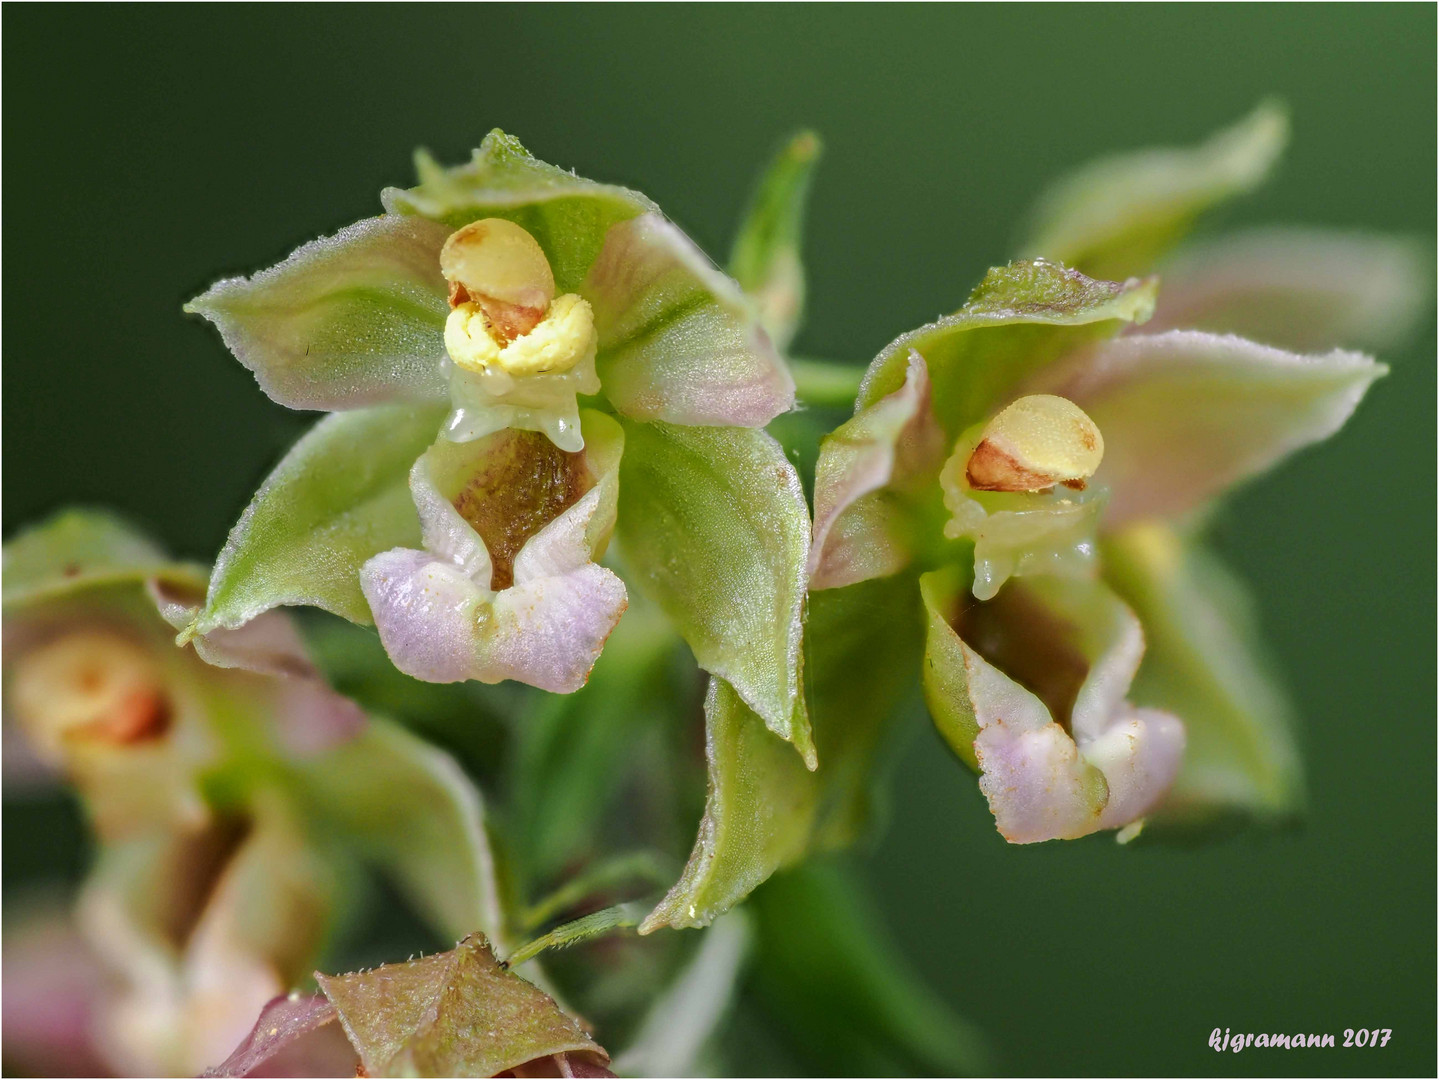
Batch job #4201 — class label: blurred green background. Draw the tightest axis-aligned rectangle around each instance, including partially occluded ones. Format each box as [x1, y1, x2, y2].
[4, 5, 1434, 1076]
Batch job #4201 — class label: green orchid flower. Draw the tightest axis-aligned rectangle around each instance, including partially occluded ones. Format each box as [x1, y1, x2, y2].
[808, 102, 1416, 843]
[2, 510, 504, 1076]
[184, 131, 813, 768]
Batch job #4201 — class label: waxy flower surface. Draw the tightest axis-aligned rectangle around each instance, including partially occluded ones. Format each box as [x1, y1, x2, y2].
[186, 132, 813, 761]
[808, 104, 1407, 842]
[2, 511, 504, 1076]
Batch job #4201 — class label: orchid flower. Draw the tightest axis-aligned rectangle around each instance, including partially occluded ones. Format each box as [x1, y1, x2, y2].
[808, 103, 1417, 843]
[2, 510, 505, 1076]
[183, 131, 812, 764]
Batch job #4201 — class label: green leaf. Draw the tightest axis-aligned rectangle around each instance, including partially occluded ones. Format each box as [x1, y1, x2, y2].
[856, 260, 1156, 441]
[384, 130, 656, 294]
[616, 419, 812, 760]
[640, 678, 819, 933]
[193, 403, 447, 635]
[745, 860, 990, 1077]
[185, 215, 453, 411]
[301, 717, 508, 949]
[1020, 100, 1289, 279]
[2, 508, 205, 610]
[728, 130, 822, 350]
[1102, 523, 1304, 826]
[315, 933, 606, 1078]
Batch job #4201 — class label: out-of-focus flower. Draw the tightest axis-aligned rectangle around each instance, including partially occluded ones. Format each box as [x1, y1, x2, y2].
[809, 103, 1419, 842]
[206, 935, 612, 1079]
[3, 510, 504, 1076]
[184, 131, 813, 763]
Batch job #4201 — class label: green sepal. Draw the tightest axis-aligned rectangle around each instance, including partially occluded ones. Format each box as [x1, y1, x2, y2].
[1020, 100, 1289, 279]
[640, 678, 818, 933]
[1102, 523, 1304, 828]
[190, 403, 447, 636]
[805, 573, 927, 849]
[857, 260, 1156, 441]
[384, 130, 656, 294]
[185, 215, 453, 412]
[2, 508, 207, 611]
[616, 418, 813, 761]
[918, 566, 979, 771]
[642, 576, 925, 933]
[728, 130, 822, 350]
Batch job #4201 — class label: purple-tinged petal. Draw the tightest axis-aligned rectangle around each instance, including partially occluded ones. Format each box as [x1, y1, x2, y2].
[149, 581, 365, 755]
[809, 350, 945, 590]
[585, 213, 795, 427]
[1037, 330, 1386, 525]
[921, 572, 1185, 843]
[202, 993, 353, 1078]
[2, 904, 114, 1078]
[361, 412, 628, 691]
[1146, 227, 1430, 352]
[186, 215, 453, 411]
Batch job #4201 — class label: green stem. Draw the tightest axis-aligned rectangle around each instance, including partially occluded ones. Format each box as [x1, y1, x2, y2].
[502, 902, 646, 969]
[789, 356, 864, 409]
[520, 851, 673, 931]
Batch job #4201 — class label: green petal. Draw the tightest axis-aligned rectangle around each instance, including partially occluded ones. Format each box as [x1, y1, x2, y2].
[192, 403, 447, 635]
[1102, 524, 1304, 825]
[302, 717, 508, 950]
[1021, 100, 1289, 279]
[2, 508, 206, 610]
[1040, 330, 1386, 525]
[640, 678, 818, 932]
[746, 861, 990, 1077]
[616, 419, 812, 759]
[185, 215, 452, 411]
[585, 212, 796, 427]
[384, 130, 656, 294]
[857, 260, 1156, 441]
[728, 130, 822, 350]
[315, 933, 606, 1078]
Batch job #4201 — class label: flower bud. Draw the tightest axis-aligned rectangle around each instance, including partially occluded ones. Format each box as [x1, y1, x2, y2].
[965, 394, 1104, 492]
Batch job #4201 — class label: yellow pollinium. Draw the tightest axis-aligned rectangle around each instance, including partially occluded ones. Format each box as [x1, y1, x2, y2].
[966, 394, 1104, 492]
[444, 293, 596, 377]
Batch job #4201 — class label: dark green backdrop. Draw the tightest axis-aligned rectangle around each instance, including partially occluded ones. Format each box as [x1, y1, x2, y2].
[4, 5, 1434, 1076]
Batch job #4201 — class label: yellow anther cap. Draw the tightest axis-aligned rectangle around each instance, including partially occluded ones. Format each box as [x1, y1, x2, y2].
[440, 218, 556, 314]
[966, 394, 1104, 492]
